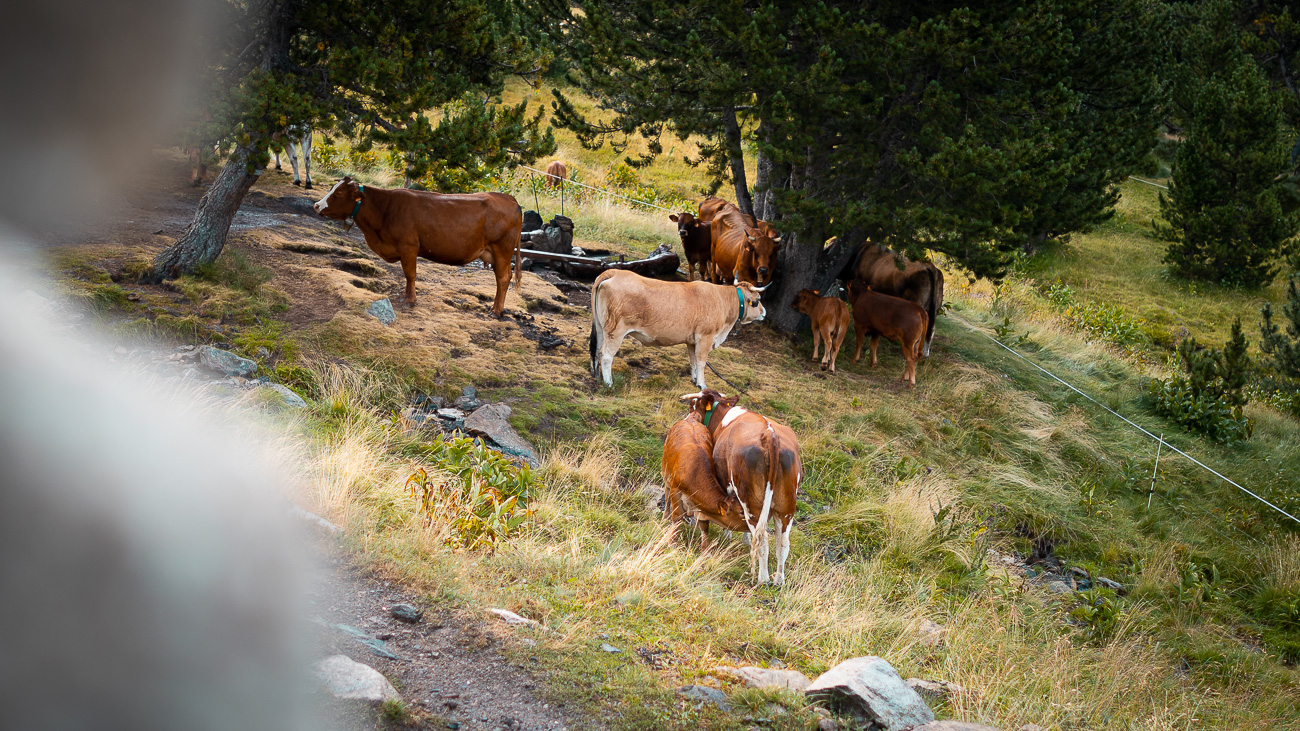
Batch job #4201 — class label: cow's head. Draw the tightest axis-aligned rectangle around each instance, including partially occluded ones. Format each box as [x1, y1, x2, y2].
[846, 278, 871, 303]
[313, 176, 362, 220]
[679, 388, 740, 427]
[792, 289, 821, 315]
[669, 212, 702, 241]
[737, 283, 766, 323]
[741, 221, 781, 286]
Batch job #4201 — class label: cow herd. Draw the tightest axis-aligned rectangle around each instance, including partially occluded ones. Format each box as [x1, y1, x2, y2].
[311, 173, 947, 587]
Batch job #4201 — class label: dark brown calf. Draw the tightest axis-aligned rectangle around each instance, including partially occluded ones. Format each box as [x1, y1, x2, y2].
[844, 242, 944, 357]
[682, 390, 801, 586]
[792, 289, 851, 373]
[661, 410, 746, 549]
[846, 279, 928, 388]
[668, 211, 712, 282]
[313, 176, 522, 316]
[544, 160, 567, 188]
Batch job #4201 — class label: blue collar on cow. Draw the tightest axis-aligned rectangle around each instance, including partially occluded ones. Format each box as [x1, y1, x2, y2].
[345, 185, 364, 231]
[735, 286, 745, 324]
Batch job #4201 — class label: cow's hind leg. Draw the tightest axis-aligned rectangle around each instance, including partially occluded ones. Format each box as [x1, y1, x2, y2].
[691, 340, 712, 389]
[599, 329, 629, 387]
[772, 516, 792, 586]
[400, 250, 418, 308]
[870, 335, 880, 367]
[300, 131, 313, 189]
[489, 245, 513, 317]
[811, 327, 821, 363]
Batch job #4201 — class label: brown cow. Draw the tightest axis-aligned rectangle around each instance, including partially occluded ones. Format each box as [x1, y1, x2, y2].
[314, 176, 522, 316]
[792, 289, 851, 373]
[661, 408, 746, 549]
[668, 211, 712, 281]
[846, 279, 928, 388]
[544, 160, 568, 188]
[589, 270, 765, 389]
[682, 389, 801, 586]
[844, 242, 944, 357]
[699, 196, 781, 287]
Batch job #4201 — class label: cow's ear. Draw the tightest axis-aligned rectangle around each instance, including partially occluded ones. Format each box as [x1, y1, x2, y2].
[669, 214, 679, 222]
[813, 290, 820, 295]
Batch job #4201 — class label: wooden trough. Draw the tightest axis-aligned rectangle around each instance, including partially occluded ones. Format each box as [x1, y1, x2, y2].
[519, 245, 680, 280]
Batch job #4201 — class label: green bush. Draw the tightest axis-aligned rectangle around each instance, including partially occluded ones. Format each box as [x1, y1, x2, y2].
[407, 436, 537, 552]
[1259, 273, 1300, 417]
[1148, 319, 1253, 443]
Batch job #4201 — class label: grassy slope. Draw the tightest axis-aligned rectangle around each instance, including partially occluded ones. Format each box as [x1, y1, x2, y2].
[53, 86, 1300, 729]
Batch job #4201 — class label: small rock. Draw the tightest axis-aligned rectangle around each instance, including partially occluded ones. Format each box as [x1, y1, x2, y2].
[367, 298, 397, 326]
[463, 404, 539, 467]
[714, 666, 811, 692]
[805, 656, 934, 731]
[454, 395, 483, 411]
[390, 604, 422, 624]
[198, 345, 257, 377]
[484, 608, 540, 627]
[600, 643, 622, 653]
[256, 346, 270, 358]
[461, 386, 477, 399]
[261, 383, 307, 408]
[287, 505, 343, 534]
[436, 408, 467, 421]
[1095, 576, 1123, 591]
[818, 719, 839, 731]
[313, 654, 401, 704]
[1046, 581, 1072, 595]
[678, 685, 730, 711]
[917, 618, 945, 648]
[905, 677, 967, 704]
[904, 717, 1003, 723]
[1069, 566, 1089, 579]
[1020, 725, 1045, 731]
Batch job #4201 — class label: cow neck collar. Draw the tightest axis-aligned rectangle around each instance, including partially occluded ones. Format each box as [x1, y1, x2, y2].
[701, 401, 715, 427]
[345, 185, 365, 231]
[735, 286, 745, 324]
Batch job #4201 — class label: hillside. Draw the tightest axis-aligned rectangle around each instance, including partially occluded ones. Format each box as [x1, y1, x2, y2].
[44, 134, 1300, 730]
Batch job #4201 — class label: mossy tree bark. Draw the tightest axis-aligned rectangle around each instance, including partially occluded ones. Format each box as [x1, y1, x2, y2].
[150, 145, 260, 280]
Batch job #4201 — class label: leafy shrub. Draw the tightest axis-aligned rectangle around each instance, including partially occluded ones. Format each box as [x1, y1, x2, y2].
[407, 436, 536, 552]
[1070, 588, 1126, 642]
[1259, 272, 1300, 417]
[1039, 279, 1143, 346]
[1148, 319, 1253, 443]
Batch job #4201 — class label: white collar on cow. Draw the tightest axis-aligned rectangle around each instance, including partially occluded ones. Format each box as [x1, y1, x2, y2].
[345, 185, 365, 232]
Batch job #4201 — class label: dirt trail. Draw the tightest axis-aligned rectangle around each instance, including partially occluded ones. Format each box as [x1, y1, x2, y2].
[307, 536, 588, 731]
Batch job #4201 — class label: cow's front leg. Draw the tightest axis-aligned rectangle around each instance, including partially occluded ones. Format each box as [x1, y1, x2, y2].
[699, 519, 712, 551]
[300, 132, 313, 189]
[772, 516, 792, 586]
[400, 250, 418, 308]
[811, 327, 821, 362]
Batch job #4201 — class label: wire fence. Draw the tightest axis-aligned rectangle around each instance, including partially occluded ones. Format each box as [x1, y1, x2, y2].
[515, 164, 677, 213]
[950, 312, 1300, 527]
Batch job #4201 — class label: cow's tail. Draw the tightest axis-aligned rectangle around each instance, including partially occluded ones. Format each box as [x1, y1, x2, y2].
[923, 265, 940, 357]
[512, 206, 523, 292]
[589, 278, 603, 377]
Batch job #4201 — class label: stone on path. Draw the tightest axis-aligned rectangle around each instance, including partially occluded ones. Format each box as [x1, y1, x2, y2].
[313, 654, 401, 704]
[389, 604, 422, 624]
[367, 298, 397, 326]
[599, 643, 622, 653]
[678, 685, 730, 711]
[715, 666, 812, 692]
[910, 723, 1003, 731]
[463, 404, 539, 466]
[484, 608, 540, 627]
[198, 345, 257, 377]
[804, 656, 934, 731]
[261, 382, 306, 408]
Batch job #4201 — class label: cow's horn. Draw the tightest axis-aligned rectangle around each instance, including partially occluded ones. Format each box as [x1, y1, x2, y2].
[678, 391, 704, 402]
[751, 283, 771, 293]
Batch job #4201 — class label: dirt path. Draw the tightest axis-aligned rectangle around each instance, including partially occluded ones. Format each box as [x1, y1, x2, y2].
[307, 535, 589, 731]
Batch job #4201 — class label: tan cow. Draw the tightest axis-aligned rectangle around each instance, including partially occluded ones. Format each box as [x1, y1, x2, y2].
[792, 289, 851, 373]
[698, 196, 781, 286]
[661, 408, 746, 549]
[314, 176, 522, 316]
[589, 270, 765, 388]
[682, 389, 802, 586]
[544, 160, 568, 188]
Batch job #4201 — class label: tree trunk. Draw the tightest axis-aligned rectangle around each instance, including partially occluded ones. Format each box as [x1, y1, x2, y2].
[151, 144, 260, 280]
[723, 106, 753, 218]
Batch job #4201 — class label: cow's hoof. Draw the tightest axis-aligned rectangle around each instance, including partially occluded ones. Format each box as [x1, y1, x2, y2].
[293, 180, 301, 187]
[772, 573, 785, 587]
[819, 363, 827, 371]
[304, 182, 313, 190]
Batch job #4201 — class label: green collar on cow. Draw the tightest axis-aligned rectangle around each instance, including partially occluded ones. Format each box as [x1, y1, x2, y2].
[735, 286, 745, 324]
[701, 402, 715, 427]
[345, 186, 364, 231]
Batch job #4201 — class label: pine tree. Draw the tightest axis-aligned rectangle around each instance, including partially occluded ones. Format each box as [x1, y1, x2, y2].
[151, 0, 556, 280]
[1156, 59, 1298, 288]
[1261, 273, 1300, 378]
[542, 0, 1164, 329]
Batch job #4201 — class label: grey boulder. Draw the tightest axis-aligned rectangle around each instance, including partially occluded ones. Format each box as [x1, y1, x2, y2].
[261, 383, 306, 408]
[366, 298, 397, 326]
[678, 685, 730, 711]
[715, 666, 812, 692]
[198, 346, 257, 377]
[313, 654, 401, 704]
[804, 656, 934, 731]
[463, 404, 539, 466]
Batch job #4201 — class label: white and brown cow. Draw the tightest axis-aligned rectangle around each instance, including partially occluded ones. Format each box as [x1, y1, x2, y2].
[589, 270, 765, 388]
[681, 389, 801, 586]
